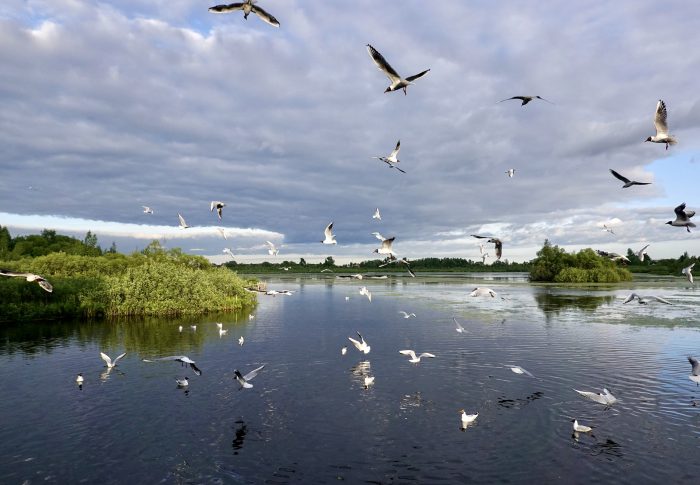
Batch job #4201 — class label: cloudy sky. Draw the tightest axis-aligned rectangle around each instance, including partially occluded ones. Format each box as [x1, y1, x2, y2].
[1, 0, 699, 264]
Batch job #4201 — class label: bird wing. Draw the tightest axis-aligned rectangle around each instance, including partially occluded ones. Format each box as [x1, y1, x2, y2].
[623, 293, 638, 304]
[453, 317, 465, 331]
[514, 366, 534, 377]
[405, 69, 430, 83]
[689, 356, 700, 375]
[113, 352, 127, 365]
[381, 237, 395, 250]
[208, 3, 246, 13]
[100, 352, 112, 366]
[243, 364, 265, 381]
[144, 355, 187, 362]
[418, 353, 436, 359]
[266, 241, 276, 250]
[498, 96, 524, 103]
[674, 203, 687, 218]
[399, 350, 417, 359]
[348, 337, 363, 350]
[394, 166, 406, 174]
[324, 222, 334, 239]
[609, 169, 631, 184]
[178, 213, 188, 227]
[389, 140, 401, 159]
[371, 232, 385, 241]
[251, 4, 280, 27]
[210, 201, 215, 212]
[654, 100, 669, 135]
[471, 234, 489, 239]
[491, 239, 503, 259]
[366, 44, 401, 83]
[37, 278, 53, 292]
[650, 295, 672, 304]
[406, 265, 416, 277]
[398, 311, 408, 317]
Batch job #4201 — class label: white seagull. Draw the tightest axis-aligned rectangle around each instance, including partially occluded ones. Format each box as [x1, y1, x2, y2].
[505, 168, 515, 178]
[348, 331, 371, 354]
[645, 99, 677, 150]
[142, 206, 153, 214]
[682, 263, 695, 284]
[506, 365, 534, 377]
[609, 169, 651, 188]
[234, 365, 265, 389]
[371, 231, 386, 241]
[688, 357, 700, 385]
[143, 355, 202, 375]
[666, 203, 696, 232]
[208, 0, 280, 27]
[374, 236, 397, 258]
[266, 241, 279, 256]
[341, 346, 347, 356]
[398, 311, 416, 319]
[602, 224, 615, 235]
[366, 44, 429, 95]
[373, 207, 382, 220]
[239, 336, 245, 346]
[364, 376, 375, 389]
[359, 286, 372, 302]
[399, 350, 436, 363]
[373, 140, 406, 173]
[636, 244, 650, 262]
[623, 293, 671, 305]
[76, 373, 84, 384]
[498, 95, 553, 106]
[210, 201, 226, 220]
[178, 213, 189, 229]
[469, 287, 497, 298]
[223, 248, 234, 259]
[219, 329, 228, 337]
[217, 227, 228, 240]
[453, 317, 467, 334]
[471, 235, 503, 260]
[574, 388, 617, 405]
[460, 410, 478, 428]
[176, 377, 189, 387]
[572, 419, 593, 433]
[101, 352, 127, 369]
[321, 222, 337, 245]
[178, 325, 183, 332]
[0, 270, 53, 292]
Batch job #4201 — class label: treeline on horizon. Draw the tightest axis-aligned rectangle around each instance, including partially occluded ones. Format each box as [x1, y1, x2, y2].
[0, 227, 255, 322]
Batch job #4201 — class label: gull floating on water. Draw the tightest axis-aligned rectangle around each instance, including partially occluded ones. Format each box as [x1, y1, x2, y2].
[366, 44, 429, 95]
[636, 244, 650, 262]
[219, 329, 228, 337]
[609, 169, 651, 188]
[176, 377, 189, 387]
[76, 373, 84, 384]
[208, 0, 280, 27]
[142, 206, 153, 214]
[373, 208, 381, 221]
[178, 325, 183, 332]
[645, 100, 677, 150]
[364, 376, 375, 389]
[178, 213, 189, 229]
[348, 331, 371, 354]
[101, 352, 127, 369]
[469, 287, 497, 298]
[143, 356, 202, 376]
[266, 241, 279, 256]
[399, 350, 436, 363]
[321, 222, 337, 245]
[398, 311, 416, 319]
[682, 263, 695, 284]
[373, 140, 406, 173]
[574, 388, 617, 405]
[453, 317, 467, 334]
[460, 410, 478, 428]
[210, 201, 226, 220]
[505, 169, 515, 178]
[623, 293, 671, 305]
[234, 365, 265, 389]
[359, 286, 372, 302]
[239, 336, 245, 346]
[0, 270, 53, 292]
[191, 325, 197, 331]
[374, 237, 397, 258]
[572, 419, 593, 433]
[498, 95, 553, 106]
[506, 365, 534, 377]
[471, 235, 502, 260]
[341, 347, 347, 356]
[688, 357, 700, 386]
[666, 203, 696, 232]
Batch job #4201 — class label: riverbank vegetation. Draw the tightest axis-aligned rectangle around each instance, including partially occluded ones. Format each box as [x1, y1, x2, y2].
[529, 241, 633, 283]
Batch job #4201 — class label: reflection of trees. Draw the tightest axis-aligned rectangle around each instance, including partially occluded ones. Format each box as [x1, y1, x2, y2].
[534, 288, 615, 318]
[231, 420, 247, 455]
[0, 309, 253, 357]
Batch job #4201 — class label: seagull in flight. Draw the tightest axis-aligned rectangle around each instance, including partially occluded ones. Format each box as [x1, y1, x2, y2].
[373, 208, 382, 221]
[217, 228, 228, 240]
[208, 1, 280, 27]
[399, 350, 436, 363]
[373, 236, 397, 258]
[371, 232, 386, 241]
[378, 256, 416, 277]
[469, 287, 497, 298]
[210, 201, 226, 220]
[266, 241, 279, 256]
[398, 311, 416, 319]
[234, 365, 265, 389]
[100, 352, 126, 369]
[366, 44, 429, 95]
[682, 263, 695, 284]
[688, 357, 700, 385]
[623, 293, 671, 305]
[498, 95, 553, 106]
[506, 365, 534, 377]
[645, 100, 677, 150]
[359, 286, 372, 302]
[596, 250, 629, 263]
[223, 248, 234, 259]
[0, 270, 53, 292]
[666, 203, 696, 232]
[178, 213, 189, 229]
[142, 206, 153, 214]
[143, 355, 202, 376]
[609, 169, 651, 188]
[574, 388, 617, 405]
[636, 244, 650, 262]
[373, 140, 406, 173]
[321, 222, 337, 244]
[453, 317, 467, 334]
[348, 331, 371, 354]
[602, 224, 615, 235]
[471, 235, 502, 260]
[505, 169, 515, 178]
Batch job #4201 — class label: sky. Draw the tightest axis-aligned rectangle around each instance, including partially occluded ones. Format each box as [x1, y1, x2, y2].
[1, 0, 699, 264]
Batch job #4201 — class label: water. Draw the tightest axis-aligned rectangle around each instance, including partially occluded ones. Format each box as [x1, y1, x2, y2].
[2, 273, 700, 484]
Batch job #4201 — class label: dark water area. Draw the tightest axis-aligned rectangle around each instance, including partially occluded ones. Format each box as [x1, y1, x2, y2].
[2, 273, 700, 484]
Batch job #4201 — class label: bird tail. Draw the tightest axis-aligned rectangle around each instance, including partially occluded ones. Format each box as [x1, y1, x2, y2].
[668, 136, 678, 145]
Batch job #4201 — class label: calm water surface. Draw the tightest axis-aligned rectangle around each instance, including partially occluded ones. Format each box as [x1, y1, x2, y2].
[2, 273, 700, 484]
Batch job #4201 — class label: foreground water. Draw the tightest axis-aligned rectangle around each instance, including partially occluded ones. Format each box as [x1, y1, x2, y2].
[2, 273, 700, 484]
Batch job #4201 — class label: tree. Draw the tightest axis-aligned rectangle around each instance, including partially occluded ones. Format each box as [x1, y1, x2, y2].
[323, 256, 335, 267]
[107, 242, 118, 254]
[299, 258, 307, 266]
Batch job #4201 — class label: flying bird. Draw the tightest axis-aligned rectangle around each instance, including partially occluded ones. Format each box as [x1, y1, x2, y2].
[373, 236, 397, 258]
[178, 213, 189, 229]
[398, 311, 416, 319]
[602, 224, 615, 235]
[469, 287, 497, 298]
[636, 244, 650, 262]
[453, 317, 467, 334]
[645, 100, 677, 150]
[623, 293, 671, 305]
[471, 235, 502, 260]
[371, 232, 386, 241]
[572, 419, 593, 433]
[505, 169, 515, 178]
[0, 270, 53, 292]
[348, 331, 371, 354]
[366, 44, 430, 95]
[609, 169, 651, 188]
[142, 206, 153, 214]
[373, 208, 381, 220]
[208, 1, 280, 27]
[234, 365, 265, 389]
[210, 201, 226, 220]
[100, 352, 126, 369]
[266, 241, 279, 256]
[217, 228, 228, 240]
[399, 350, 436, 363]
[498, 95, 553, 106]
[373, 140, 406, 173]
[574, 388, 617, 405]
[142, 355, 202, 376]
[378, 256, 416, 277]
[666, 203, 696, 232]
[359, 286, 372, 302]
[506, 365, 534, 377]
[321, 222, 337, 244]
[596, 250, 629, 263]
[223, 248, 234, 259]
[682, 263, 695, 284]
[688, 357, 700, 385]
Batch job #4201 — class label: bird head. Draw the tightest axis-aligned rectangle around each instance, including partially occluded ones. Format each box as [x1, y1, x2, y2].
[645, 137, 652, 142]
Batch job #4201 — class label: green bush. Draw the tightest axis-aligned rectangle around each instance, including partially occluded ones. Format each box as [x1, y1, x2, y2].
[530, 241, 632, 283]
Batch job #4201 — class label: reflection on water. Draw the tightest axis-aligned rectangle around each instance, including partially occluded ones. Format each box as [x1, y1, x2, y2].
[1, 274, 700, 484]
